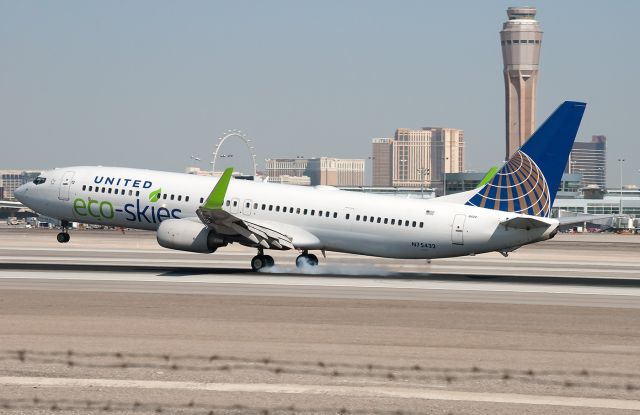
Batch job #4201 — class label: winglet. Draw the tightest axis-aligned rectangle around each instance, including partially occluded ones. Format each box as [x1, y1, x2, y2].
[202, 168, 233, 210]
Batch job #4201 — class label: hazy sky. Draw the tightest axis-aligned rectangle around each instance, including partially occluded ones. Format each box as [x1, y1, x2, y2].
[1, 1, 638, 185]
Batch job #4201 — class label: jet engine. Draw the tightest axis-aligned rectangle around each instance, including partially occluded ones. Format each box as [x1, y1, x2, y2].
[156, 219, 226, 253]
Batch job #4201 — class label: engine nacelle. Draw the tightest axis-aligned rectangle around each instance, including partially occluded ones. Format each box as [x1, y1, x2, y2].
[156, 219, 226, 253]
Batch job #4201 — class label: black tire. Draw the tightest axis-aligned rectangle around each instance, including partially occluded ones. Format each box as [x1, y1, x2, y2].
[295, 254, 307, 268]
[264, 255, 275, 267]
[296, 254, 319, 268]
[64, 233, 70, 243]
[56, 233, 67, 243]
[251, 255, 266, 272]
[307, 254, 319, 266]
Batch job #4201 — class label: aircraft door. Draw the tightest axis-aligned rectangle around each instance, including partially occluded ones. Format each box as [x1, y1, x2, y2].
[230, 198, 240, 214]
[242, 199, 253, 216]
[58, 171, 75, 201]
[451, 214, 466, 245]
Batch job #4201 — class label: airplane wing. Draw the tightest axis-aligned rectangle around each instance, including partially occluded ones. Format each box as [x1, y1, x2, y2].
[556, 213, 623, 226]
[194, 168, 320, 250]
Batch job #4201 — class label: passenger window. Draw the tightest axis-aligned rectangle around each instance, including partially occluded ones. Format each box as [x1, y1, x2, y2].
[178, 195, 182, 201]
[405, 220, 409, 226]
[108, 188, 113, 194]
[246, 202, 250, 208]
[129, 190, 133, 196]
[356, 215, 361, 221]
[384, 218, 388, 224]
[136, 191, 140, 197]
[398, 220, 402, 226]
[121, 189, 125, 195]
[276, 206, 280, 212]
[303, 209, 308, 215]
[233, 200, 238, 207]
[282, 206, 286, 212]
[377, 217, 381, 223]
[296, 208, 301, 214]
[311, 210, 315, 216]
[318, 210, 323, 216]
[253, 203, 258, 209]
[82, 185, 86, 191]
[101, 188, 105, 193]
[290, 207, 294, 213]
[370, 217, 374, 223]
[419, 222, 424, 228]
[333, 212, 337, 218]
[391, 219, 395, 225]
[201, 197, 205, 204]
[269, 205, 273, 211]
[171, 194, 175, 200]
[363, 216, 367, 221]
[262, 204, 266, 210]
[412, 221, 416, 227]
[346, 214, 350, 220]
[186, 196, 189, 202]
[164, 194, 168, 200]
[325, 211, 330, 217]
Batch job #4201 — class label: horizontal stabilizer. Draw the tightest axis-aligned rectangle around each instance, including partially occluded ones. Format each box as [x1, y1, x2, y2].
[500, 216, 553, 230]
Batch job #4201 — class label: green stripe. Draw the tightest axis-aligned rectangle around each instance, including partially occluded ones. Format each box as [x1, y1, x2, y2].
[477, 166, 498, 188]
[202, 168, 233, 210]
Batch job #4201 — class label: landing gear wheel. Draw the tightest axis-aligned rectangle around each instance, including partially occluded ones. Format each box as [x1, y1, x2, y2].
[251, 254, 275, 271]
[56, 232, 70, 243]
[307, 254, 319, 266]
[296, 253, 319, 268]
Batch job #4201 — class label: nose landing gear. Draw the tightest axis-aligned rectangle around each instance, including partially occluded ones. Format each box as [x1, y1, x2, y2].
[57, 220, 71, 243]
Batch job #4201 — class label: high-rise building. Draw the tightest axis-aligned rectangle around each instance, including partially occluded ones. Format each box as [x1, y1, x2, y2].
[500, 6, 543, 159]
[265, 157, 364, 187]
[566, 135, 607, 189]
[371, 138, 393, 187]
[0, 170, 41, 200]
[372, 128, 464, 189]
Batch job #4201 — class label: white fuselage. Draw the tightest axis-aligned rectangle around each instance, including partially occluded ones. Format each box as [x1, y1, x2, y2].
[16, 166, 558, 259]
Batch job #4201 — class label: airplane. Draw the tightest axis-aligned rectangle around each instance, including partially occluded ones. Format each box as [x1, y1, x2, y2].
[15, 101, 587, 272]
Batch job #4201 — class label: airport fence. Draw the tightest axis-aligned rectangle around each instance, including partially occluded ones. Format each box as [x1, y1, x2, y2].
[2, 349, 640, 414]
[2, 349, 640, 392]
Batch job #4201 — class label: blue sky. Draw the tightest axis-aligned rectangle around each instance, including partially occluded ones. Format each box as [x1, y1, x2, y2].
[1, 1, 638, 185]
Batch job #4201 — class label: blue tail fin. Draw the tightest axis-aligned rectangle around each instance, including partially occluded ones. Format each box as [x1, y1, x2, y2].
[466, 101, 586, 217]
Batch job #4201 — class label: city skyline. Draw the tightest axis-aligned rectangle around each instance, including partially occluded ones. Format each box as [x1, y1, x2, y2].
[1, 1, 638, 186]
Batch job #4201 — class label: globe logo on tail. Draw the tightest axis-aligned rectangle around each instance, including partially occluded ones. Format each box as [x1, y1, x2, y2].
[466, 150, 551, 217]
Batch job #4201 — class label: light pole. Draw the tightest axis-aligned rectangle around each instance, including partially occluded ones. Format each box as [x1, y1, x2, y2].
[416, 168, 430, 199]
[618, 158, 625, 214]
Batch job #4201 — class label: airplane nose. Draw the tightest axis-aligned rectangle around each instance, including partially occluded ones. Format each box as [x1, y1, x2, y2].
[14, 184, 28, 203]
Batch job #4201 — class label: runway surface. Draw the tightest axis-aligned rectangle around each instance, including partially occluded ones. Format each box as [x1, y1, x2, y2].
[1, 229, 640, 414]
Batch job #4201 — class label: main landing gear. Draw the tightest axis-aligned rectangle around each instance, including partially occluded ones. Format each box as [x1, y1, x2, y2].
[250, 249, 320, 272]
[56, 220, 71, 244]
[251, 248, 275, 272]
[296, 251, 318, 268]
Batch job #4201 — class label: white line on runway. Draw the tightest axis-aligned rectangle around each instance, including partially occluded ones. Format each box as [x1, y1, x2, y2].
[1, 376, 639, 410]
[1, 269, 640, 298]
[2, 256, 639, 276]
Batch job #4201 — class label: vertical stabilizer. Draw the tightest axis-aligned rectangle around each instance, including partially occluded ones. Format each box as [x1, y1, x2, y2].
[466, 101, 586, 217]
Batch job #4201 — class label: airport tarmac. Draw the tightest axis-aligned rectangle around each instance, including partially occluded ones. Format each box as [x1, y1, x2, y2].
[1, 229, 640, 414]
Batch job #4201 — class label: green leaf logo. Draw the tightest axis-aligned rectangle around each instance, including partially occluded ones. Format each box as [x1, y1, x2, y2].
[149, 188, 161, 203]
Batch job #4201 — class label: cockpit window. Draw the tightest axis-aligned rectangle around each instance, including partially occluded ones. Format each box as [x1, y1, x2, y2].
[33, 177, 46, 185]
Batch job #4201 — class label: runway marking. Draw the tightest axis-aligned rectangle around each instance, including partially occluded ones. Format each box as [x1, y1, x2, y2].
[2, 270, 640, 300]
[2, 256, 639, 276]
[1, 376, 639, 410]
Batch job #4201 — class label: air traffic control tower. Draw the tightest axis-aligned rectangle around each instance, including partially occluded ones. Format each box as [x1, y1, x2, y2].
[500, 6, 543, 159]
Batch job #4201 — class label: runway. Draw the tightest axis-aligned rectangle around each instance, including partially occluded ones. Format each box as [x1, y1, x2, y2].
[1, 229, 640, 414]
